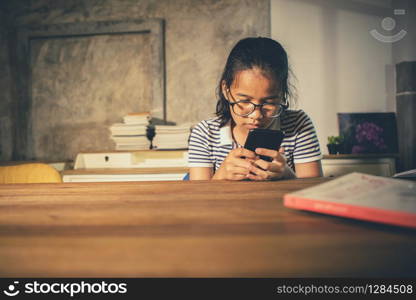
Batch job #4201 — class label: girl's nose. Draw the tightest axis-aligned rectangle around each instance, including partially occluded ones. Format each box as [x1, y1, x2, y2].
[248, 105, 264, 119]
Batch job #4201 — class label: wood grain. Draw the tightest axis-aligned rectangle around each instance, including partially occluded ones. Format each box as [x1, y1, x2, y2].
[0, 178, 415, 277]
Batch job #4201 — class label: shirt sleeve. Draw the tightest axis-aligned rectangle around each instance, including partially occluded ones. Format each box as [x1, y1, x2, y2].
[293, 110, 322, 164]
[188, 121, 214, 168]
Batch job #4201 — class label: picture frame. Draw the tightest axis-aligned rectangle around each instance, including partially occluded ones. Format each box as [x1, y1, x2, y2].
[337, 113, 399, 154]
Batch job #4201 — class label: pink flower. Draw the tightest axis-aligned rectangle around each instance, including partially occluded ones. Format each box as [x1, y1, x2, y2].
[355, 122, 386, 151]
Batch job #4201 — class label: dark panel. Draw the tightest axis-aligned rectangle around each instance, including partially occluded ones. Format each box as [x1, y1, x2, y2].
[396, 61, 416, 93]
[396, 61, 416, 172]
[396, 94, 416, 171]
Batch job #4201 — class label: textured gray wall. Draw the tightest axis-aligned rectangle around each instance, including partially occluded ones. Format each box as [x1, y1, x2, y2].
[0, 0, 270, 161]
[30, 33, 153, 160]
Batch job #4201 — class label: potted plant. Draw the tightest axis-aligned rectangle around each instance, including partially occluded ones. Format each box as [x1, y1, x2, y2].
[327, 135, 344, 154]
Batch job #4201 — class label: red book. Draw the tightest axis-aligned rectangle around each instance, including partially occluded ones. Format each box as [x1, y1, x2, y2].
[283, 172, 416, 229]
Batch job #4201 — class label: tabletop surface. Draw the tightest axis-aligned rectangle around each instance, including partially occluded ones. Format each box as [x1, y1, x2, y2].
[1, 178, 415, 277]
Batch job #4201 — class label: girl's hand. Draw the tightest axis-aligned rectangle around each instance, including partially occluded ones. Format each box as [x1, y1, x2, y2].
[247, 147, 296, 181]
[212, 148, 258, 180]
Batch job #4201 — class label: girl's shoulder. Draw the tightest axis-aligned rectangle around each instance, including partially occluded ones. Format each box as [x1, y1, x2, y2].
[281, 109, 316, 133]
[282, 109, 308, 118]
[193, 116, 222, 130]
[281, 109, 310, 123]
[192, 116, 223, 135]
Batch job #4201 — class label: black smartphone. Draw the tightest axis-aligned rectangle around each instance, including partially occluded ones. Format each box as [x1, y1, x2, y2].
[244, 129, 285, 162]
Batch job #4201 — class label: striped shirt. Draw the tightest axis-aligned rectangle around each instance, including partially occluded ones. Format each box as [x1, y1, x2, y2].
[188, 109, 322, 172]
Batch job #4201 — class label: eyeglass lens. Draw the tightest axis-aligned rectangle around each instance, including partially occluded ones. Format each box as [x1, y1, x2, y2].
[233, 102, 282, 117]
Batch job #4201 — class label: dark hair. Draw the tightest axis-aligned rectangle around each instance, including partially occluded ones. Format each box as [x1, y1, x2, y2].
[215, 37, 295, 127]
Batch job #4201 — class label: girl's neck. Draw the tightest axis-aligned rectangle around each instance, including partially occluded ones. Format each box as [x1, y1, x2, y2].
[231, 121, 249, 147]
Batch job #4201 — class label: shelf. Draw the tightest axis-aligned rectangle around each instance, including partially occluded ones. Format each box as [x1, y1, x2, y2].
[322, 156, 396, 177]
[323, 153, 399, 159]
[62, 167, 189, 182]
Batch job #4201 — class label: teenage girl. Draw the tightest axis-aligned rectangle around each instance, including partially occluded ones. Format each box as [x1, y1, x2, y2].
[188, 37, 322, 180]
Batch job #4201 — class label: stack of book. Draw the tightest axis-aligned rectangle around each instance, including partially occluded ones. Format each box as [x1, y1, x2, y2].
[152, 124, 192, 150]
[110, 112, 151, 150]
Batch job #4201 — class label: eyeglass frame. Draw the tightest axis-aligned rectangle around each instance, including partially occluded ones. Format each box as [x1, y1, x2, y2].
[224, 88, 288, 118]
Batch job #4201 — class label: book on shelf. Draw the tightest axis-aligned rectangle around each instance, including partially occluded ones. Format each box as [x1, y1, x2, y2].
[123, 112, 151, 125]
[111, 135, 150, 151]
[109, 123, 148, 136]
[115, 143, 151, 151]
[283, 172, 416, 229]
[109, 112, 152, 150]
[152, 123, 192, 150]
[154, 123, 192, 133]
[393, 169, 416, 180]
[111, 135, 149, 144]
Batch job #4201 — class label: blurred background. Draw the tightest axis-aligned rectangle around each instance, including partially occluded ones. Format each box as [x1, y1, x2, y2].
[0, 0, 414, 172]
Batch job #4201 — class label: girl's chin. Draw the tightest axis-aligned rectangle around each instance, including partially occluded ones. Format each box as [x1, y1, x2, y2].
[244, 124, 260, 130]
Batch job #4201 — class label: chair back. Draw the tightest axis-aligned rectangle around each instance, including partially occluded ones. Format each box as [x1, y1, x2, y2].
[0, 163, 62, 184]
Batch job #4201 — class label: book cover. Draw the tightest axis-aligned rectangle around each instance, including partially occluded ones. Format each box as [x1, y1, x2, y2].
[115, 144, 151, 151]
[393, 169, 416, 179]
[123, 112, 151, 125]
[110, 126, 147, 133]
[111, 135, 149, 144]
[283, 172, 416, 228]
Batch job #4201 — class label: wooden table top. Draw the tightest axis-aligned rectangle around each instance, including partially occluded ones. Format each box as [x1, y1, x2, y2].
[0, 178, 415, 277]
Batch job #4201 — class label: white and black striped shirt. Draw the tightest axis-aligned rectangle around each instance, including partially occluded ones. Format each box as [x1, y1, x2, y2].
[188, 110, 322, 172]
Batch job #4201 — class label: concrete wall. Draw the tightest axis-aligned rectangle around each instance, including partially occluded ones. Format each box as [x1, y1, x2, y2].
[271, 0, 395, 154]
[0, 0, 270, 161]
[11, 19, 166, 161]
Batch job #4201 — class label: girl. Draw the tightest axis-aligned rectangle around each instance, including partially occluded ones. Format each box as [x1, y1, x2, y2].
[188, 37, 322, 180]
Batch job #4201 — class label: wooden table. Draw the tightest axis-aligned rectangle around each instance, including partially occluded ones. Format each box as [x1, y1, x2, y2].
[0, 178, 415, 277]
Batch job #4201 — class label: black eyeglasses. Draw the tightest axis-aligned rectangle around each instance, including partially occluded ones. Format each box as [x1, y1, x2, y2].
[225, 89, 287, 118]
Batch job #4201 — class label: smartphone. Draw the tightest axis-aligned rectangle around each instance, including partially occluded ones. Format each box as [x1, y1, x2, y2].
[244, 129, 285, 162]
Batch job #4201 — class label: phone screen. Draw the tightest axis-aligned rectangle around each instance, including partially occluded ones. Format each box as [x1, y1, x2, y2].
[244, 129, 285, 162]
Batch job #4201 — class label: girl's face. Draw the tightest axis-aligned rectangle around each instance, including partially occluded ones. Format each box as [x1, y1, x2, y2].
[222, 68, 281, 133]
